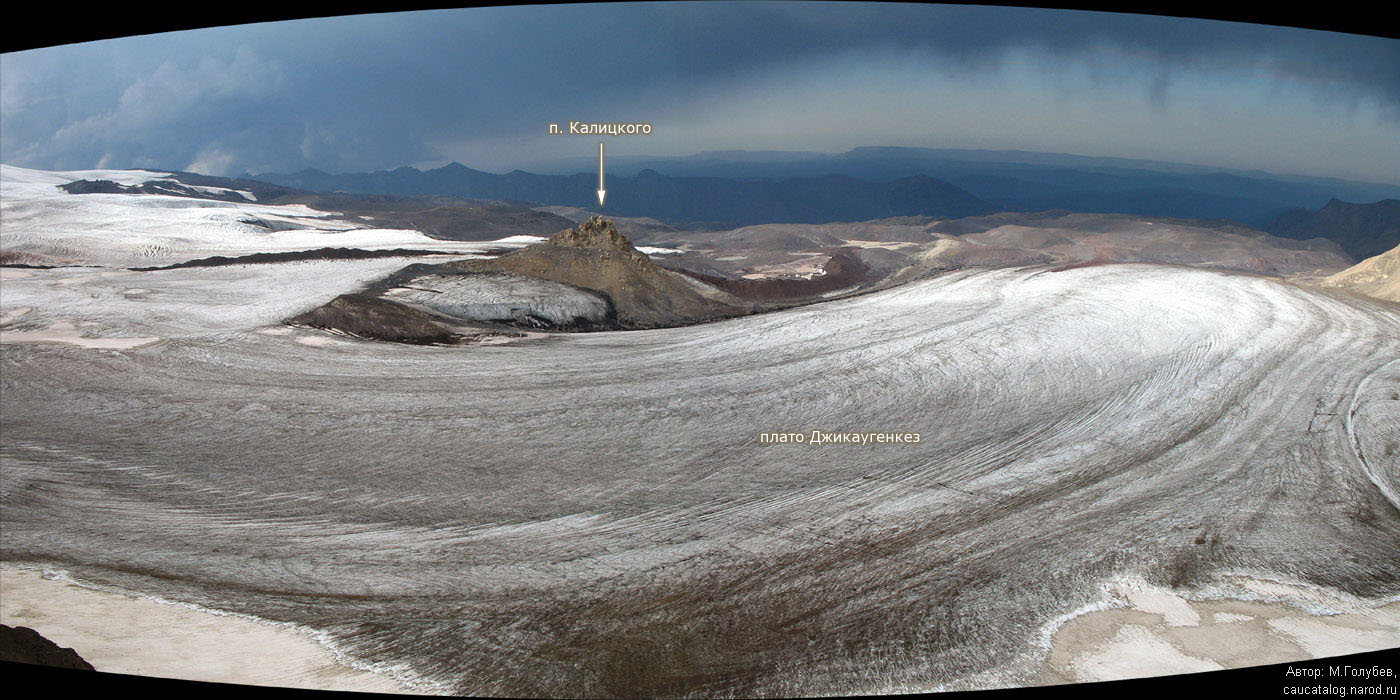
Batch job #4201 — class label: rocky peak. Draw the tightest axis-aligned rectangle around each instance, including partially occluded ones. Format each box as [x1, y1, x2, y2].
[548, 216, 648, 263]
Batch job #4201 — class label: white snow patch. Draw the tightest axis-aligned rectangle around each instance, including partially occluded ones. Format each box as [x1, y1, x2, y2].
[1267, 617, 1400, 658]
[1212, 612, 1254, 623]
[1113, 577, 1202, 626]
[0, 319, 162, 349]
[1068, 625, 1223, 682]
[180, 183, 257, 201]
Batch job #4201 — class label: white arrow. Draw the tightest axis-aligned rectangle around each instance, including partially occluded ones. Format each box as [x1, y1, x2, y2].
[596, 141, 606, 207]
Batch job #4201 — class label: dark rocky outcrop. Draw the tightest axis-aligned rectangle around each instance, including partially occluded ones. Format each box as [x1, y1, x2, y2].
[436, 216, 751, 330]
[0, 625, 94, 670]
[289, 293, 473, 345]
[286, 218, 758, 342]
[60, 178, 254, 202]
[283, 219, 911, 344]
[1265, 198, 1400, 261]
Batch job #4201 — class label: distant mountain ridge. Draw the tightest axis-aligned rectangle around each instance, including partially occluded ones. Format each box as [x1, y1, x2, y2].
[1264, 199, 1400, 260]
[524, 146, 1387, 179]
[257, 148, 1400, 232]
[505, 147, 1400, 228]
[255, 163, 995, 227]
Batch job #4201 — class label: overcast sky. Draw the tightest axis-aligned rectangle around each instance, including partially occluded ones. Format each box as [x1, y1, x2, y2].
[2, 2, 1397, 183]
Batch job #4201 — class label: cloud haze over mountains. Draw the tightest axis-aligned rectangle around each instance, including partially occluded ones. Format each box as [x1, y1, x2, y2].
[2, 3, 1397, 183]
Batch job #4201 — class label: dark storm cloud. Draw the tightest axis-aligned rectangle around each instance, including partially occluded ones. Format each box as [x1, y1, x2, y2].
[1, 2, 1396, 178]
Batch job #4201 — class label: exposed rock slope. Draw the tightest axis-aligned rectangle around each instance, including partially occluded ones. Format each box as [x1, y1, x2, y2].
[1266, 199, 1400, 261]
[1319, 244, 1400, 303]
[288, 217, 750, 341]
[431, 216, 749, 329]
[0, 624, 95, 670]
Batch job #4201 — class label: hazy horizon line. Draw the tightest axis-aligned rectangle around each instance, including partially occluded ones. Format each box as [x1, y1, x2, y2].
[273, 145, 1400, 189]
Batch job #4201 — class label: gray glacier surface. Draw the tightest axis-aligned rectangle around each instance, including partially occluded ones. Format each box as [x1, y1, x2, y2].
[2, 263, 1399, 697]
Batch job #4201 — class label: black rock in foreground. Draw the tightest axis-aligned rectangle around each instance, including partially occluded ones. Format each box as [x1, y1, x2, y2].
[0, 624, 95, 671]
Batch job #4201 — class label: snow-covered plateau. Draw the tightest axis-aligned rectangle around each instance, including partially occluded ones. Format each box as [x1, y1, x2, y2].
[0, 165, 538, 267]
[1, 166, 1398, 697]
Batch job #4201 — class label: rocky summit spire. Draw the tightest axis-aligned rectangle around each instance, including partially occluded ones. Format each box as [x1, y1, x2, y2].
[547, 216, 647, 264]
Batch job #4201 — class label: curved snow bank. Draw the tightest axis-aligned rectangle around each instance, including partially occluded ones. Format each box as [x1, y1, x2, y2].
[1348, 358, 1400, 509]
